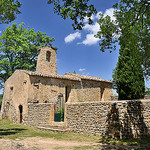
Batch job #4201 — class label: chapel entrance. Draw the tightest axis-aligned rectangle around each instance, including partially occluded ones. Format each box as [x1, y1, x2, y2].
[54, 94, 64, 122]
[19, 105, 23, 123]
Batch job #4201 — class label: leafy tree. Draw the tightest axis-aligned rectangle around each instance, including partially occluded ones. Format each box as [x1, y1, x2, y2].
[113, 31, 145, 100]
[73, 70, 76, 74]
[96, 0, 150, 77]
[48, 0, 149, 77]
[94, 0, 149, 99]
[0, 22, 57, 89]
[0, 0, 21, 24]
[48, 0, 97, 30]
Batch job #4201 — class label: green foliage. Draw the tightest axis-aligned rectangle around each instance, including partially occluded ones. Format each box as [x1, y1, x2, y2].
[0, 23, 57, 89]
[54, 108, 64, 122]
[48, 0, 97, 30]
[73, 70, 76, 74]
[95, 0, 149, 99]
[0, 0, 21, 24]
[96, 0, 150, 77]
[113, 32, 145, 100]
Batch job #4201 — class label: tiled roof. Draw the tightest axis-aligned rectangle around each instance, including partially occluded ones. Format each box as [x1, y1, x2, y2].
[20, 70, 81, 81]
[64, 73, 113, 83]
[18, 70, 113, 83]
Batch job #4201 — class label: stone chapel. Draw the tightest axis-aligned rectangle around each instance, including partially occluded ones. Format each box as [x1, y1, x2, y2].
[1, 46, 113, 125]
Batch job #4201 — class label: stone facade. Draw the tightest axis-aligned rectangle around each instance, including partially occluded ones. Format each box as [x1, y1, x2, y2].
[1, 46, 113, 124]
[66, 99, 150, 138]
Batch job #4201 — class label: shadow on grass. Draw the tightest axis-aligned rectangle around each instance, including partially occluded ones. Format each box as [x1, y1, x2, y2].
[98, 137, 150, 150]
[0, 128, 27, 137]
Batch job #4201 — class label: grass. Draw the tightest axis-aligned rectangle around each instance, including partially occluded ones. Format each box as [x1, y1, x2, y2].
[99, 136, 150, 147]
[0, 119, 150, 148]
[0, 119, 99, 142]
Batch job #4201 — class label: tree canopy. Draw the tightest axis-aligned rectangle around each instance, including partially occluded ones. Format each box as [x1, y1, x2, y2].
[49, 0, 150, 77]
[48, 0, 97, 30]
[96, 0, 150, 77]
[0, 0, 21, 24]
[0, 23, 57, 89]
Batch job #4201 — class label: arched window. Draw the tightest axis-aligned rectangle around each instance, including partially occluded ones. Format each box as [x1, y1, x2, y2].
[46, 51, 51, 62]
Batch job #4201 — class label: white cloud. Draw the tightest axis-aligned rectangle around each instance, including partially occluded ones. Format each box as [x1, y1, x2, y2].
[0, 31, 2, 34]
[80, 8, 116, 46]
[64, 8, 116, 46]
[64, 32, 81, 43]
[79, 68, 86, 72]
[104, 8, 116, 21]
[83, 22, 99, 34]
[80, 34, 99, 45]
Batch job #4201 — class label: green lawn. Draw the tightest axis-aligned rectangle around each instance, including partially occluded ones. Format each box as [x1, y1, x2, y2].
[0, 119, 99, 142]
[0, 119, 150, 148]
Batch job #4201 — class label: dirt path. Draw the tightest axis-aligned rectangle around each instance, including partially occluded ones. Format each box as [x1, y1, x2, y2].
[0, 137, 150, 150]
[0, 137, 99, 150]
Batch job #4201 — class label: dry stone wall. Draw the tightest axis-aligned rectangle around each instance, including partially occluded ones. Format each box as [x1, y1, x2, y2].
[66, 99, 150, 139]
[27, 103, 51, 126]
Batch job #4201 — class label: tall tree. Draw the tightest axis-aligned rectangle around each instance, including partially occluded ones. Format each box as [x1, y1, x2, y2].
[0, 22, 57, 89]
[113, 31, 145, 100]
[0, 0, 21, 24]
[96, 0, 150, 77]
[95, 0, 149, 99]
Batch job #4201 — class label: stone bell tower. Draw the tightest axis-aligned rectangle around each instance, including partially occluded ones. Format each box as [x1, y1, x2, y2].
[36, 46, 57, 75]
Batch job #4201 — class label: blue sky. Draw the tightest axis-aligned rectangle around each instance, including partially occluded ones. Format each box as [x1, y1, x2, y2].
[0, 0, 149, 94]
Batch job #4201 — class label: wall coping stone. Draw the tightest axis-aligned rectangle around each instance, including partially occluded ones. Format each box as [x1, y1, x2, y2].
[66, 99, 150, 105]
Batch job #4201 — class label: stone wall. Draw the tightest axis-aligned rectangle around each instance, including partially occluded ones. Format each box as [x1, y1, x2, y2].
[66, 99, 150, 139]
[27, 103, 52, 126]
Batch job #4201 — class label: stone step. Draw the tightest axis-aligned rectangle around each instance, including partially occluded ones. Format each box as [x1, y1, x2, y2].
[39, 121, 65, 126]
[38, 122, 66, 129]
[37, 126, 70, 133]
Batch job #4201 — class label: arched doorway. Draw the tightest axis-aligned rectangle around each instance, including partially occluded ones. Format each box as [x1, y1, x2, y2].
[19, 105, 23, 123]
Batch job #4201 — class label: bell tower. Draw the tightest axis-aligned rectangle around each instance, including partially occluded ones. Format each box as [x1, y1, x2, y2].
[36, 46, 57, 75]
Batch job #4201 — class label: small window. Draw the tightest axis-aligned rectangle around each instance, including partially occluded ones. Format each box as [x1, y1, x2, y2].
[65, 86, 71, 102]
[101, 87, 105, 100]
[46, 51, 51, 62]
[10, 86, 13, 91]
